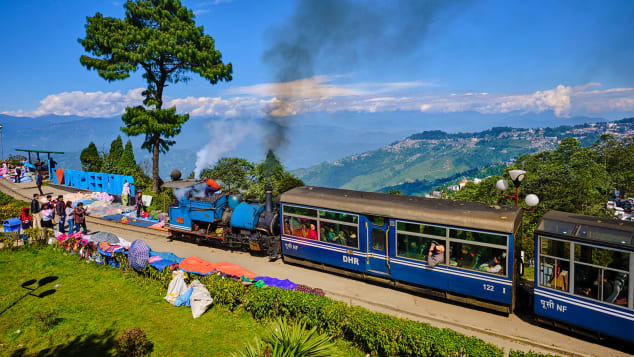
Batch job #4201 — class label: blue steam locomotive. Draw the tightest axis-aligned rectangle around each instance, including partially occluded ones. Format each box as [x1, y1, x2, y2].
[165, 179, 280, 257]
[164, 179, 634, 342]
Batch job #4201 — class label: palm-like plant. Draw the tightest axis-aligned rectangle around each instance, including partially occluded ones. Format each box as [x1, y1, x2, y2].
[234, 318, 336, 357]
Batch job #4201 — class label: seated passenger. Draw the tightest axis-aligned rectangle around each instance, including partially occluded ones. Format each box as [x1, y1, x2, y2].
[549, 265, 568, 291]
[333, 230, 346, 244]
[406, 241, 419, 259]
[479, 254, 505, 274]
[427, 241, 445, 267]
[308, 223, 318, 240]
[347, 231, 358, 247]
[326, 227, 336, 243]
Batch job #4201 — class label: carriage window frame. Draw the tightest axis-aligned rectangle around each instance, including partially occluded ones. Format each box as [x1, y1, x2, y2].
[395, 220, 509, 277]
[538, 236, 571, 293]
[572, 241, 630, 307]
[317, 208, 359, 249]
[281, 204, 359, 250]
[396, 220, 448, 263]
[448, 228, 509, 277]
[536, 235, 633, 310]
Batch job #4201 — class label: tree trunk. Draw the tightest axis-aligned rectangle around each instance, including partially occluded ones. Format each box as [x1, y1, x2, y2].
[152, 138, 160, 193]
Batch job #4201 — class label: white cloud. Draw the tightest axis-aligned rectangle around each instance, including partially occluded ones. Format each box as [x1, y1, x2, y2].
[3, 77, 633, 119]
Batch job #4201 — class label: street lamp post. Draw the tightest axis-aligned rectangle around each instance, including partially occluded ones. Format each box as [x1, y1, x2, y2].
[0, 124, 3, 161]
[496, 169, 539, 210]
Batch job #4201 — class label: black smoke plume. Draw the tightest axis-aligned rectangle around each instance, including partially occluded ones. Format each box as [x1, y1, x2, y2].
[261, 0, 464, 162]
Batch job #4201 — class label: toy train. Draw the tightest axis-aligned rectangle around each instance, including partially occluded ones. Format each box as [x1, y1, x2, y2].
[165, 179, 281, 258]
[165, 180, 634, 343]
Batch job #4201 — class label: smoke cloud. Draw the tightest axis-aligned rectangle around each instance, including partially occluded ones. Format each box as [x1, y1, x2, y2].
[261, 0, 463, 153]
[193, 119, 255, 179]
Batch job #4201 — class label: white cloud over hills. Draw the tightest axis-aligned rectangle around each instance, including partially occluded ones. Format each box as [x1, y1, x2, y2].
[3, 76, 633, 119]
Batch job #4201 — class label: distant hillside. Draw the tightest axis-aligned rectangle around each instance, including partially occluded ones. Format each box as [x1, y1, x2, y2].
[295, 118, 634, 195]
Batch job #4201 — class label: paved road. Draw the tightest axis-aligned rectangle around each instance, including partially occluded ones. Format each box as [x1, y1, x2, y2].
[2, 179, 631, 356]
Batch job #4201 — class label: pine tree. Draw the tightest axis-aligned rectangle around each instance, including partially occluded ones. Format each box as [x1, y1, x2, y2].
[118, 140, 138, 174]
[79, 142, 102, 172]
[103, 136, 124, 174]
[79, 0, 232, 192]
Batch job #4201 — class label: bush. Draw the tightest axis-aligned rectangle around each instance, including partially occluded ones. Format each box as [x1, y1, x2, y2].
[116, 327, 153, 357]
[234, 318, 336, 357]
[107, 253, 505, 356]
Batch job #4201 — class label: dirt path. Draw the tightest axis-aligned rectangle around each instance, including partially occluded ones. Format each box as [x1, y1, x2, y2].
[1, 179, 630, 356]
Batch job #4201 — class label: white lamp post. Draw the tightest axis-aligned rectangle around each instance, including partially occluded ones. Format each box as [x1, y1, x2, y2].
[496, 170, 539, 210]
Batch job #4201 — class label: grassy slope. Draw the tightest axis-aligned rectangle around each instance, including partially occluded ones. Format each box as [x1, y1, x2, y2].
[0, 248, 362, 356]
[300, 137, 532, 192]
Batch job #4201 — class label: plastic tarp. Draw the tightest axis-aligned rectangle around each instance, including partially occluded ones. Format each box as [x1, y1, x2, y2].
[90, 232, 120, 244]
[178, 256, 215, 275]
[190, 280, 213, 318]
[254, 276, 298, 290]
[174, 287, 193, 307]
[164, 270, 188, 305]
[150, 251, 183, 263]
[209, 262, 258, 279]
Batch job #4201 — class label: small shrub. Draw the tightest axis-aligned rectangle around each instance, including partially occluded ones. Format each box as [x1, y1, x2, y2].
[34, 309, 63, 329]
[116, 327, 154, 357]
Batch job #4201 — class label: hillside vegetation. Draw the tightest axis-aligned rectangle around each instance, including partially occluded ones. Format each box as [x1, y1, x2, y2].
[295, 118, 634, 195]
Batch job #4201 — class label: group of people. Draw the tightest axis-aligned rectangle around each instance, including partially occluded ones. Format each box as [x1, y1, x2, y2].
[28, 193, 87, 234]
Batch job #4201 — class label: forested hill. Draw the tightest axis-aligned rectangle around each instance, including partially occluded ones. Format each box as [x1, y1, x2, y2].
[294, 118, 634, 195]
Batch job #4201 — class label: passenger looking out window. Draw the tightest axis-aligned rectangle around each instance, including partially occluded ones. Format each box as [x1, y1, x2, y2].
[428, 241, 445, 267]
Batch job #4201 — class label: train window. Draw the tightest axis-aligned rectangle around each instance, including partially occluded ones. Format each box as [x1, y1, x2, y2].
[449, 229, 507, 246]
[448, 242, 507, 275]
[573, 264, 600, 300]
[319, 221, 359, 249]
[538, 256, 570, 292]
[601, 270, 629, 306]
[282, 215, 318, 240]
[537, 219, 576, 235]
[539, 237, 570, 259]
[397, 233, 445, 262]
[397, 222, 446, 237]
[372, 228, 386, 251]
[574, 244, 630, 271]
[318, 210, 358, 224]
[283, 205, 317, 217]
[368, 216, 386, 226]
[575, 225, 632, 245]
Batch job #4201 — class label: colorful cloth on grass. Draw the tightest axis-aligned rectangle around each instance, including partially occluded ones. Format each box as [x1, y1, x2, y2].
[128, 240, 150, 271]
[150, 251, 183, 263]
[150, 260, 177, 271]
[178, 256, 215, 275]
[90, 231, 120, 244]
[254, 276, 297, 290]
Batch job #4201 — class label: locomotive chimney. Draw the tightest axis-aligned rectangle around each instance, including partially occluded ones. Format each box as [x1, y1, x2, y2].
[265, 184, 273, 213]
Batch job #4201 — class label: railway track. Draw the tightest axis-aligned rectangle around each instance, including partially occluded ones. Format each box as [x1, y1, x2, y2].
[0, 179, 627, 356]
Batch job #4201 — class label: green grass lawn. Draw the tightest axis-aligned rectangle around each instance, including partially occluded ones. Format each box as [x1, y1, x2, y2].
[0, 248, 363, 356]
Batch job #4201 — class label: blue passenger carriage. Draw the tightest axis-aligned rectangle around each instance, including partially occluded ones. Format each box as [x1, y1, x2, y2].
[279, 186, 523, 313]
[534, 211, 634, 342]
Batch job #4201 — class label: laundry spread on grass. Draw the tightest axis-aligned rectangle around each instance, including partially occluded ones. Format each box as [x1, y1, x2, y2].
[52, 231, 311, 320]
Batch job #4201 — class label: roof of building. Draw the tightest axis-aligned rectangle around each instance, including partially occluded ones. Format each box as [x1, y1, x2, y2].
[15, 149, 64, 154]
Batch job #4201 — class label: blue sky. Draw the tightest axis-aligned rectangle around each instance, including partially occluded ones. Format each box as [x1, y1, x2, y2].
[1, 0, 633, 119]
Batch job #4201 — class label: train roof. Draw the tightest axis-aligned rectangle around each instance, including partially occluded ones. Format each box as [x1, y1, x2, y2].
[536, 210, 634, 248]
[280, 186, 522, 234]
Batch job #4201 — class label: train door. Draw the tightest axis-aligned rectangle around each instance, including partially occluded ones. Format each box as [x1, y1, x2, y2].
[364, 215, 391, 275]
